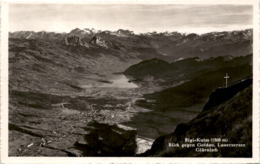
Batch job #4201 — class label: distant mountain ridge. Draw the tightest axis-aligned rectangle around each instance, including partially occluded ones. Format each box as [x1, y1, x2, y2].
[10, 28, 252, 39]
[10, 28, 252, 60]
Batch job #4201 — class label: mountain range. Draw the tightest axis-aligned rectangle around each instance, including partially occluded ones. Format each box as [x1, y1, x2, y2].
[9, 28, 252, 93]
[8, 28, 253, 157]
[10, 28, 252, 61]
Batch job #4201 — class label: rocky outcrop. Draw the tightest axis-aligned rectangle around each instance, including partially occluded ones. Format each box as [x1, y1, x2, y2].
[64, 35, 90, 48]
[63, 28, 110, 48]
[69, 28, 93, 36]
[200, 29, 252, 42]
[89, 36, 109, 48]
[111, 29, 134, 37]
[70, 121, 137, 156]
[64, 33, 109, 48]
[142, 79, 252, 157]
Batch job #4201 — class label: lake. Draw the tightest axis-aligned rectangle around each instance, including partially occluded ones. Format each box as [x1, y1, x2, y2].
[100, 74, 138, 88]
[82, 74, 138, 89]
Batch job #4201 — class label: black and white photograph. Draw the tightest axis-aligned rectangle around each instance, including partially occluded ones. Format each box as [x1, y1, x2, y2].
[1, 0, 259, 163]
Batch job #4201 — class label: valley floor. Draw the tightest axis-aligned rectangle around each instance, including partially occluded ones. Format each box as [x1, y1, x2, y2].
[8, 75, 202, 156]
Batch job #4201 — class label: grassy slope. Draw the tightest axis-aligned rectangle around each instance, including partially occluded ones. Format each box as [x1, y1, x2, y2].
[9, 38, 140, 93]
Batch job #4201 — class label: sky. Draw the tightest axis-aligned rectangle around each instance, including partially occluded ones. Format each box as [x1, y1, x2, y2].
[9, 4, 253, 34]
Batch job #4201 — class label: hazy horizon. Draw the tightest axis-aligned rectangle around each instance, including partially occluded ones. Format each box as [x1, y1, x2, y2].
[9, 4, 253, 34]
[9, 27, 253, 35]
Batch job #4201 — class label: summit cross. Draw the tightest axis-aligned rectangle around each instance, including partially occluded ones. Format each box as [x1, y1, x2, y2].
[224, 73, 230, 88]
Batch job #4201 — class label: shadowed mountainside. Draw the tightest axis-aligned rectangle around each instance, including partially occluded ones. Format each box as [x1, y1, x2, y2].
[142, 79, 252, 157]
[124, 55, 251, 86]
[132, 55, 252, 111]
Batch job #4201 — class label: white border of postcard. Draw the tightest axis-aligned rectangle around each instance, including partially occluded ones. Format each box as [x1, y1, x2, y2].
[1, 0, 260, 163]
